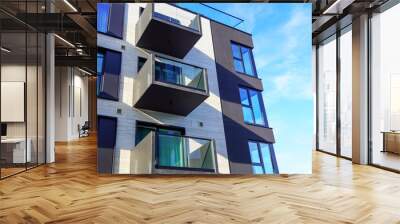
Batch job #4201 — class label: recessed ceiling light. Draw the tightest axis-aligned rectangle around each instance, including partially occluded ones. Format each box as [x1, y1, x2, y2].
[78, 67, 93, 76]
[54, 34, 75, 48]
[1, 47, 11, 53]
[323, 0, 354, 15]
[63, 0, 78, 12]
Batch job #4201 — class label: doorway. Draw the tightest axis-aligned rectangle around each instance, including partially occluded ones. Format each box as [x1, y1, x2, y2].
[54, 66, 97, 145]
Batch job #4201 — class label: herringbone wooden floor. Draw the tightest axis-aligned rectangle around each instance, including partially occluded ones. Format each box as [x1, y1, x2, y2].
[1, 135, 400, 224]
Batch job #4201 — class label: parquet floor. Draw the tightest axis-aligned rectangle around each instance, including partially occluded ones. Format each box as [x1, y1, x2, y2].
[0, 134, 400, 223]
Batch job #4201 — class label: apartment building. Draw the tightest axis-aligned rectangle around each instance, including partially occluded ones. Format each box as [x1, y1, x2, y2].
[97, 3, 279, 174]
[312, 0, 400, 172]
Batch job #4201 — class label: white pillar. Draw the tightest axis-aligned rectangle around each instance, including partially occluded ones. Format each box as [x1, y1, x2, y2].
[46, 33, 55, 163]
[352, 14, 369, 164]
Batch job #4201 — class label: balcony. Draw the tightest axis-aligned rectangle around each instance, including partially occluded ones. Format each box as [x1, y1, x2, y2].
[133, 53, 209, 116]
[135, 3, 202, 59]
[131, 128, 218, 174]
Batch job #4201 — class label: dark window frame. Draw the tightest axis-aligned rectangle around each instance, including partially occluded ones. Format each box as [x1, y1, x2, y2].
[97, 115, 118, 148]
[97, 3, 125, 39]
[136, 121, 186, 136]
[248, 140, 274, 174]
[97, 50, 105, 96]
[97, 47, 122, 101]
[231, 42, 258, 77]
[239, 86, 269, 127]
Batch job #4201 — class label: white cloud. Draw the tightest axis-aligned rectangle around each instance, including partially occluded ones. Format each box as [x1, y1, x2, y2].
[274, 74, 292, 91]
[253, 6, 310, 71]
[223, 4, 273, 33]
[281, 7, 309, 34]
[249, 5, 312, 103]
[264, 72, 313, 103]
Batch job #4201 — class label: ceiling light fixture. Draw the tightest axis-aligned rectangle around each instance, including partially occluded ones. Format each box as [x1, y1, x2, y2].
[1, 47, 11, 53]
[322, 0, 355, 15]
[63, 0, 78, 12]
[78, 67, 94, 76]
[54, 34, 75, 48]
[76, 48, 85, 55]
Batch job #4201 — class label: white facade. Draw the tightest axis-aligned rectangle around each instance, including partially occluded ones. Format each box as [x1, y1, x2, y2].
[97, 3, 230, 174]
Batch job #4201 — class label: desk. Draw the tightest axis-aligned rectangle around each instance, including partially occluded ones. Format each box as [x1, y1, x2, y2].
[382, 132, 400, 154]
[1, 138, 31, 163]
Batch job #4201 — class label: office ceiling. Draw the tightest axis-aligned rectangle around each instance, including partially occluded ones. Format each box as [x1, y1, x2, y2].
[0, 0, 96, 72]
[310, 0, 390, 44]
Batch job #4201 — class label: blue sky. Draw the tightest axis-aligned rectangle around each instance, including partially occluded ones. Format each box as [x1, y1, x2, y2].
[179, 3, 313, 174]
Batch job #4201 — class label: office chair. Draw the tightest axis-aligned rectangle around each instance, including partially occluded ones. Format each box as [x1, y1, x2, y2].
[79, 121, 90, 138]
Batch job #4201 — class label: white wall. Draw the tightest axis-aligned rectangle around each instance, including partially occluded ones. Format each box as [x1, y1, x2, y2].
[55, 67, 89, 141]
[1, 63, 46, 164]
[1, 65, 34, 138]
[55, 67, 68, 141]
[97, 3, 230, 174]
[1, 65, 26, 125]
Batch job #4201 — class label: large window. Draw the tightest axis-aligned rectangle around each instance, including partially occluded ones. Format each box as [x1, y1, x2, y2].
[97, 116, 118, 173]
[339, 26, 352, 158]
[97, 3, 125, 39]
[97, 48, 122, 101]
[317, 35, 337, 154]
[370, 3, 400, 171]
[231, 43, 257, 77]
[239, 87, 268, 126]
[316, 26, 353, 159]
[248, 141, 274, 174]
[97, 52, 105, 96]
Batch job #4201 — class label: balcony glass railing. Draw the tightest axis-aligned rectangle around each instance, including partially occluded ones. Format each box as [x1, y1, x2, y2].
[156, 133, 216, 171]
[154, 56, 207, 92]
[174, 3, 247, 33]
[153, 3, 200, 31]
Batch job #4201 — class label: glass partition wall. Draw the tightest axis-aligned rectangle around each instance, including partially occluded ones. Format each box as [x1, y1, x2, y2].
[370, 3, 400, 171]
[0, 3, 46, 179]
[316, 26, 352, 159]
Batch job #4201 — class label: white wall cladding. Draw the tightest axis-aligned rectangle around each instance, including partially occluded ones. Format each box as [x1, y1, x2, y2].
[97, 3, 230, 174]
